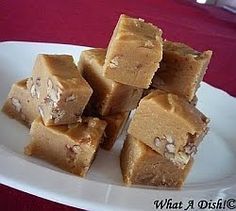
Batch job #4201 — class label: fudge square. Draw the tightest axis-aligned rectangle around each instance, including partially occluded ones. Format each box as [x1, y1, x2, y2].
[78, 48, 143, 116]
[152, 40, 212, 102]
[27, 54, 93, 126]
[128, 90, 209, 168]
[120, 135, 193, 188]
[100, 112, 130, 150]
[2, 78, 39, 127]
[103, 14, 163, 89]
[25, 117, 107, 177]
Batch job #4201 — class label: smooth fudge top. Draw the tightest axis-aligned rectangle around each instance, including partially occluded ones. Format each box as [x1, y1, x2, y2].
[142, 90, 209, 132]
[164, 41, 212, 59]
[80, 48, 106, 67]
[31, 117, 107, 146]
[34, 54, 93, 91]
[115, 14, 162, 42]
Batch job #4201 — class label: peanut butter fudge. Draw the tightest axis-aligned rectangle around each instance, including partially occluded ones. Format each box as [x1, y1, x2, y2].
[78, 48, 143, 115]
[101, 112, 129, 150]
[103, 14, 163, 89]
[25, 117, 107, 177]
[27, 54, 93, 125]
[152, 41, 212, 101]
[120, 135, 193, 188]
[128, 90, 209, 168]
[2, 79, 38, 127]
[142, 88, 198, 106]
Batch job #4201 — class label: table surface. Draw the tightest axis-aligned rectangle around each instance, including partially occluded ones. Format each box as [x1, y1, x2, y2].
[0, 0, 236, 210]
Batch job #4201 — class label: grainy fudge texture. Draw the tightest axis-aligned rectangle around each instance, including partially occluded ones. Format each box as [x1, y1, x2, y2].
[78, 48, 143, 115]
[152, 41, 212, 101]
[101, 112, 130, 150]
[2, 79, 38, 127]
[27, 54, 93, 125]
[128, 90, 209, 168]
[120, 135, 193, 188]
[142, 88, 198, 106]
[103, 14, 163, 89]
[25, 117, 107, 177]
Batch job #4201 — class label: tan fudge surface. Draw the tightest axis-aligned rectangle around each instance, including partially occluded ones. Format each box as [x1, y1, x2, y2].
[128, 90, 209, 168]
[142, 88, 198, 106]
[152, 40, 212, 101]
[2, 79, 39, 127]
[78, 48, 143, 115]
[100, 112, 130, 150]
[120, 135, 193, 188]
[103, 14, 163, 89]
[27, 54, 93, 125]
[25, 117, 107, 177]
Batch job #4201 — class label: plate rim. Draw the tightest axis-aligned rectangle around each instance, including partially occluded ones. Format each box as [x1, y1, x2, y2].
[0, 41, 236, 211]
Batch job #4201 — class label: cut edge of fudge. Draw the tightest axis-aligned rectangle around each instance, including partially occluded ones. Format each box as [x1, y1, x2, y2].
[151, 40, 212, 101]
[120, 135, 193, 189]
[28, 54, 93, 125]
[103, 14, 163, 89]
[2, 78, 39, 127]
[79, 48, 143, 115]
[128, 90, 209, 168]
[25, 117, 107, 177]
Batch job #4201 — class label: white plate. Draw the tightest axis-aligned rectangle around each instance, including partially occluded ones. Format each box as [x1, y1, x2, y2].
[0, 41, 236, 211]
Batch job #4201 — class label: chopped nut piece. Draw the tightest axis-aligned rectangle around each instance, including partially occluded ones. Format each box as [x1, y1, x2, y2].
[103, 14, 163, 88]
[109, 56, 119, 68]
[79, 48, 143, 115]
[2, 79, 39, 127]
[144, 40, 154, 48]
[184, 143, 197, 157]
[51, 108, 66, 123]
[30, 54, 93, 125]
[164, 152, 175, 160]
[166, 135, 174, 144]
[170, 152, 190, 168]
[25, 117, 107, 177]
[120, 135, 193, 188]
[154, 137, 162, 147]
[65, 94, 76, 102]
[11, 97, 22, 112]
[165, 143, 176, 153]
[38, 105, 44, 118]
[128, 90, 209, 167]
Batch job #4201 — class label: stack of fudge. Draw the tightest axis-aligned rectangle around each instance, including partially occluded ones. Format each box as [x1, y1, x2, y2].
[2, 14, 212, 188]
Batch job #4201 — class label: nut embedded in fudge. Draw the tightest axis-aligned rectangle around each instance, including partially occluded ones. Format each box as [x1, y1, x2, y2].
[25, 117, 107, 177]
[78, 48, 143, 116]
[2, 78, 39, 127]
[128, 90, 209, 168]
[27, 54, 93, 126]
[103, 14, 163, 89]
[120, 135, 193, 188]
[151, 40, 212, 102]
